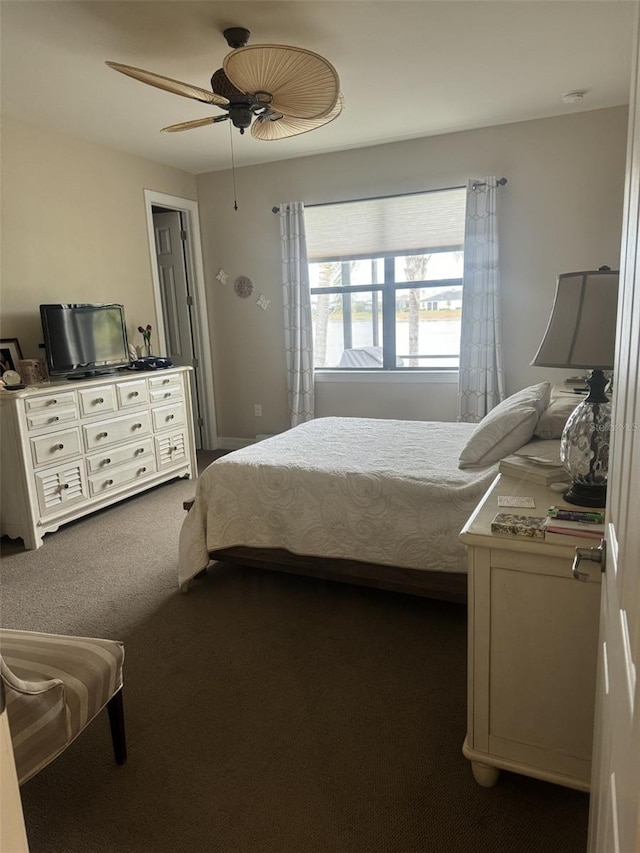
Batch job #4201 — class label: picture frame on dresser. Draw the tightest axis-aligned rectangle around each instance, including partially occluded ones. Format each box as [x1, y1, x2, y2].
[0, 339, 23, 374]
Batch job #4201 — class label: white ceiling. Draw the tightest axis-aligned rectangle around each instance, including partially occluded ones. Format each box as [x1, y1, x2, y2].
[1, 1, 635, 175]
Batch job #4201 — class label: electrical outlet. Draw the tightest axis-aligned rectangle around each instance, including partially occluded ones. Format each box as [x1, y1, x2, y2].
[254, 404, 262, 417]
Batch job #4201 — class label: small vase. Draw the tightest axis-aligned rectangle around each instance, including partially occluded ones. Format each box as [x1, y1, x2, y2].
[144, 343, 152, 357]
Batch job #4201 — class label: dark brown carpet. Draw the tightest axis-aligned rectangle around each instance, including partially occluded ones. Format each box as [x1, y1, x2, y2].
[0, 452, 589, 853]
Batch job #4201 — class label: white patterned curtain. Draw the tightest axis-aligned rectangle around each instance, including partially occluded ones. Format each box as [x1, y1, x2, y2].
[280, 202, 314, 426]
[457, 177, 506, 422]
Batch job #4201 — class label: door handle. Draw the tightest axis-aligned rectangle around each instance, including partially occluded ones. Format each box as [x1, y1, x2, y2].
[572, 538, 606, 582]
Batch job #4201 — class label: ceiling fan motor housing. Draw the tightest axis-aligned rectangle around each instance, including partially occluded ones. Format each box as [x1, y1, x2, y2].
[211, 68, 243, 99]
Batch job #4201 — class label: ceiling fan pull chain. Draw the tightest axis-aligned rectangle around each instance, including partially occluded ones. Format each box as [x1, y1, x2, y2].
[229, 121, 239, 211]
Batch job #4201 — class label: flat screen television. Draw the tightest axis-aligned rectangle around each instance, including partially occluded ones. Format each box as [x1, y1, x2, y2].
[40, 303, 130, 379]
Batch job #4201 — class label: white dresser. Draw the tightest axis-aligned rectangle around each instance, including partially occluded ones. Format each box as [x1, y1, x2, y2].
[460, 474, 601, 791]
[0, 367, 197, 549]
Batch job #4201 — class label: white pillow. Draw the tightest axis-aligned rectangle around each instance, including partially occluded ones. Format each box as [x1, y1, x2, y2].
[534, 395, 579, 439]
[458, 382, 551, 469]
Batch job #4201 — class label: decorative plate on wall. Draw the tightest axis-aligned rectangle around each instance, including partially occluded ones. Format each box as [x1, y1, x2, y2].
[234, 276, 253, 298]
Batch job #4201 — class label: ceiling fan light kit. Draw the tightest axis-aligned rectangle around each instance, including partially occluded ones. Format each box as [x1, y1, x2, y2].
[251, 94, 344, 141]
[106, 27, 342, 141]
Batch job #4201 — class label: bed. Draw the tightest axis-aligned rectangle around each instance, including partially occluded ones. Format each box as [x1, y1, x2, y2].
[179, 387, 563, 602]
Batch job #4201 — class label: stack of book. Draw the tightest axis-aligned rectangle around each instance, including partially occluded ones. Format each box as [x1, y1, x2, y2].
[543, 507, 605, 545]
[498, 454, 568, 485]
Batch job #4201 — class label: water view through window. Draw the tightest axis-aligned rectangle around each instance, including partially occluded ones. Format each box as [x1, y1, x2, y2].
[310, 251, 463, 369]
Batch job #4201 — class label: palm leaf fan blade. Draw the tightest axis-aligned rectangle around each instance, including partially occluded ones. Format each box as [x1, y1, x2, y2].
[251, 94, 344, 140]
[106, 62, 229, 107]
[223, 45, 339, 119]
[161, 117, 220, 133]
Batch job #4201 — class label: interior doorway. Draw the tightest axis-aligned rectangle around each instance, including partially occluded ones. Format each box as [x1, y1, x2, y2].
[143, 190, 217, 450]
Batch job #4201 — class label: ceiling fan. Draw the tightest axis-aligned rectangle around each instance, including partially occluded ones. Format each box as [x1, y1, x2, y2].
[106, 27, 343, 141]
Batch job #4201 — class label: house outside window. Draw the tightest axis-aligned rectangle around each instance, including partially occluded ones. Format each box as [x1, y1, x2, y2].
[305, 188, 466, 370]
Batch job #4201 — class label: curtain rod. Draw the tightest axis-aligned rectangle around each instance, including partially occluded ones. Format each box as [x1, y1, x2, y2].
[271, 177, 507, 213]
[471, 177, 508, 190]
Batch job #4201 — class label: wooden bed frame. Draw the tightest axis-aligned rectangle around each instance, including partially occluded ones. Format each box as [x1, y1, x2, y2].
[182, 500, 467, 604]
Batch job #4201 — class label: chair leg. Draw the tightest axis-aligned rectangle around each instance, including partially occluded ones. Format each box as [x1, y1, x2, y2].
[107, 689, 127, 765]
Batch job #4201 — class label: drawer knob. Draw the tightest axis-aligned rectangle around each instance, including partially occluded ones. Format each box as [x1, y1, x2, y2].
[62, 483, 69, 490]
[50, 399, 57, 405]
[170, 446, 177, 452]
[131, 391, 139, 398]
[134, 422, 143, 429]
[52, 416, 60, 422]
[163, 379, 170, 385]
[164, 392, 170, 398]
[106, 478, 114, 486]
[167, 414, 174, 421]
[99, 431, 108, 438]
[57, 443, 64, 450]
[104, 458, 111, 465]
[97, 397, 104, 404]
[139, 466, 147, 474]
[135, 447, 144, 455]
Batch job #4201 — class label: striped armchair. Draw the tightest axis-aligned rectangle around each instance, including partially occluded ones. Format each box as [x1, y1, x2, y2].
[0, 628, 126, 785]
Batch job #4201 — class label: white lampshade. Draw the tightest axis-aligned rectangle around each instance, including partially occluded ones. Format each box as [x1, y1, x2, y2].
[531, 268, 619, 370]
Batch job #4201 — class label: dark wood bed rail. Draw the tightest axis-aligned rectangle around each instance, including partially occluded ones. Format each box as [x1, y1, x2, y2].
[182, 499, 467, 604]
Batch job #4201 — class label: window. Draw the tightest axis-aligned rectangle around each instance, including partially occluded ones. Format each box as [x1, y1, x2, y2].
[305, 188, 466, 370]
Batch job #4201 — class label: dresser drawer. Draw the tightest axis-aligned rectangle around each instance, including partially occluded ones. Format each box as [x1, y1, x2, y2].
[83, 411, 151, 450]
[34, 460, 87, 517]
[151, 402, 184, 432]
[116, 378, 149, 408]
[86, 438, 153, 473]
[26, 406, 78, 431]
[148, 374, 181, 390]
[24, 391, 76, 414]
[150, 386, 183, 405]
[78, 385, 117, 418]
[155, 430, 188, 469]
[30, 427, 82, 468]
[87, 456, 157, 497]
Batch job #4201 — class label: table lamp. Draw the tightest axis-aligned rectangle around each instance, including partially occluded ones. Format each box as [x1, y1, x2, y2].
[531, 266, 619, 507]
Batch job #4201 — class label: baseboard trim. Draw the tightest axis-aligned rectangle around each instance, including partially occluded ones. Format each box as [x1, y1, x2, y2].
[216, 437, 255, 450]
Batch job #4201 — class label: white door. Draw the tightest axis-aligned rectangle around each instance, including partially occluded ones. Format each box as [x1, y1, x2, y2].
[153, 210, 203, 449]
[0, 684, 29, 851]
[587, 15, 640, 851]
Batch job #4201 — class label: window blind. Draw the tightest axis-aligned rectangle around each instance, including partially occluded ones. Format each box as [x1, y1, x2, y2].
[304, 187, 466, 260]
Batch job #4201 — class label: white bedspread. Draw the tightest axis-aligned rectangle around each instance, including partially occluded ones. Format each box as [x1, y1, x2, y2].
[178, 416, 507, 586]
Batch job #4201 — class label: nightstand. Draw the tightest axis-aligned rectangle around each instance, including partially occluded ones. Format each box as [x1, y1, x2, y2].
[460, 474, 601, 791]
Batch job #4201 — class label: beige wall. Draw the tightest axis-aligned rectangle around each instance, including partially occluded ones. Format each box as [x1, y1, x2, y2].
[1, 117, 197, 360]
[1, 109, 628, 446]
[196, 107, 627, 442]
